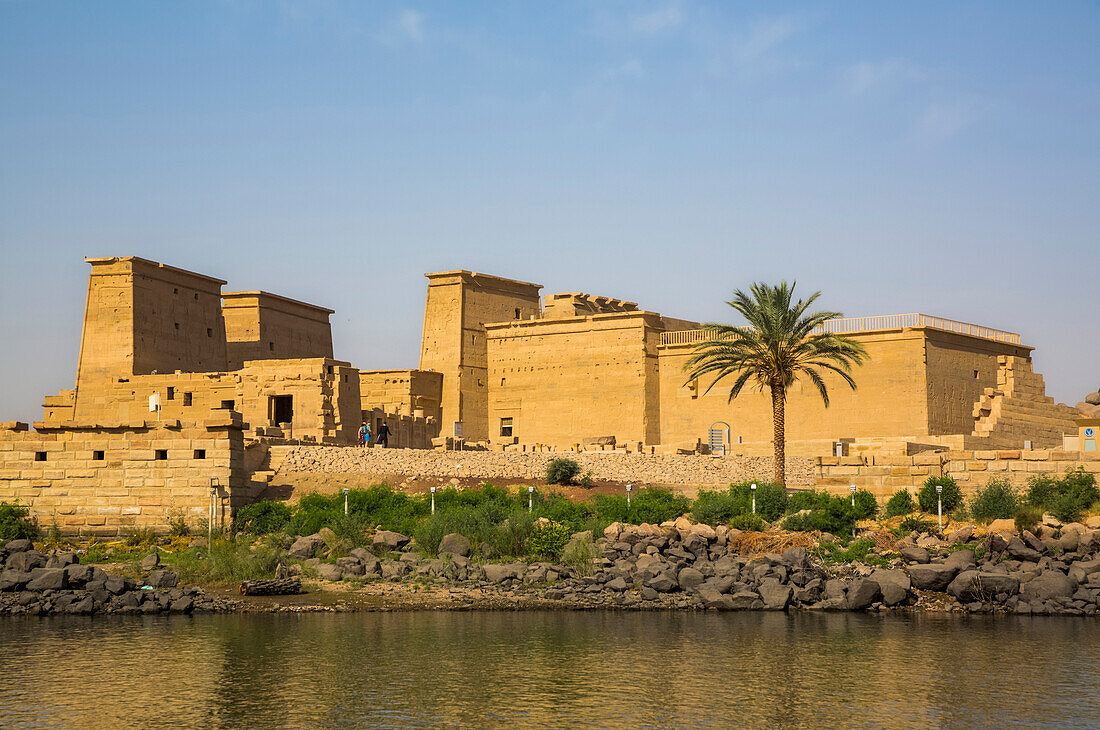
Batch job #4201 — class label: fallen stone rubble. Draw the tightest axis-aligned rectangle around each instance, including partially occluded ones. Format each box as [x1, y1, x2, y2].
[296, 516, 1100, 615]
[0, 539, 238, 616]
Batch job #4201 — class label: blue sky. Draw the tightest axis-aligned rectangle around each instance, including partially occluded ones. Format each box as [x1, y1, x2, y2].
[1, 1, 1098, 422]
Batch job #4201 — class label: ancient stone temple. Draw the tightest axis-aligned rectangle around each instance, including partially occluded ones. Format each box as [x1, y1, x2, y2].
[0, 256, 1086, 534]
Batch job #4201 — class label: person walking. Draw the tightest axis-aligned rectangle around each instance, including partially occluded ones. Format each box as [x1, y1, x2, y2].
[357, 422, 368, 446]
[376, 421, 391, 448]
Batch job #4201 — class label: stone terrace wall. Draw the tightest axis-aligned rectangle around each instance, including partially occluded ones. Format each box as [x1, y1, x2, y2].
[815, 449, 1100, 499]
[272, 446, 817, 488]
[0, 419, 249, 536]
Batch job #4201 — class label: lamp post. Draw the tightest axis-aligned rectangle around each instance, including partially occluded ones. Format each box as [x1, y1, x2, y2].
[528, 486, 535, 513]
[750, 483, 757, 515]
[209, 477, 219, 556]
[936, 484, 944, 532]
[430, 486, 437, 515]
[626, 483, 632, 509]
[850, 485, 858, 539]
[342, 488, 350, 516]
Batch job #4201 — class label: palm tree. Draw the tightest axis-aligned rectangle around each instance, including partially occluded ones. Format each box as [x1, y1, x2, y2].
[684, 282, 868, 486]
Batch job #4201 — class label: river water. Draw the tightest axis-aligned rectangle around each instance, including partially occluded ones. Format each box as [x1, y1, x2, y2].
[0, 612, 1097, 729]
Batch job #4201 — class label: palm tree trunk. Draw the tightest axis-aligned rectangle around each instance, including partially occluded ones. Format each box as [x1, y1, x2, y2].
[771, 384, 786, 486]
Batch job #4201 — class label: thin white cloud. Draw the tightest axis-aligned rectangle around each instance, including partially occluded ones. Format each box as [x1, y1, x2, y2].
[629, 3, 684, 34]
[375, 8, 426, 46]
[843, 59, 925, 95]
[915, 103, 974, 142]
[604, 59, 644, 81]
[398, 9, 425, 42]
[740, 15, 797, 58]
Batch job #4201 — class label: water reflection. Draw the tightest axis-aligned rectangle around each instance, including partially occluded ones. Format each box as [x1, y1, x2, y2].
[1, 612, 1097, 728]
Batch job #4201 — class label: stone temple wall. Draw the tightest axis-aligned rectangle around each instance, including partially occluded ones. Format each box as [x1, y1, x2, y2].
[0, 418, 250, 536]
[815, 448, 1100, 499]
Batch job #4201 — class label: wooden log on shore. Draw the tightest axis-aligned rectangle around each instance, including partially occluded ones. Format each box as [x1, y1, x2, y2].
[239, 578, 302, 596]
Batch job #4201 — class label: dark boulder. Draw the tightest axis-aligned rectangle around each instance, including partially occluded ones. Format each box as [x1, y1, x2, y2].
[438, 533, 471, 557]
[27, 568, 68, 591]
[846, 579, 881, 610]
[372, 531, 412, 551]
[908, 564, 958, 592]
[1021, 571, 1075, 602]
[0, 570, 32, 592]
[759, 579, 792, 610]
[947, 571, 1019, 601]
[145, 570, 179, 588]
[8, 550, 46, 573]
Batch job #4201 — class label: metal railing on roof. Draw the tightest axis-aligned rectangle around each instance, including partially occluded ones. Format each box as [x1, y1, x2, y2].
[659, 313, 1021, 347]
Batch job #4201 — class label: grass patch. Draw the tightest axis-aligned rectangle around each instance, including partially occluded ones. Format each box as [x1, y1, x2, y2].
[161, 539, 282, 586]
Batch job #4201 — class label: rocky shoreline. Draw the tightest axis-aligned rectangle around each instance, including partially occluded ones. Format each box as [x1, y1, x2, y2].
[0, 539, 241, 616]
[4, 516, 1100, 617]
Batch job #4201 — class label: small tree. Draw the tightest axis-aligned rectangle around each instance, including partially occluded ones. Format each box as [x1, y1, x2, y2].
[684, 282, 867, 485]
[545, 458, 582, 485]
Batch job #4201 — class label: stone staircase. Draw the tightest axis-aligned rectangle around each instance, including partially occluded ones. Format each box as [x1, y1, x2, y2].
[970, 356, 1078, 448]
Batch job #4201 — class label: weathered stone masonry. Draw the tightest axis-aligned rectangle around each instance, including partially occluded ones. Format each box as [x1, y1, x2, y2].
[0, 418, 250, 537]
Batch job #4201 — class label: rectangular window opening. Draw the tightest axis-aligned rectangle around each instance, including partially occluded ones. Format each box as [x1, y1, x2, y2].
[166, 386, 175, 400]
[268, 341, 274, 351]
[500, 417, 513, 438]
[220, 400, 235, 410]
[514, 308, 521, 319]
[207, 327, 213, 337]
[173, 287, 178, 295]
[183, 392, 192, 406]
[193, 449, 206, 459]
[155, 449, 168, 461]
[974, 370, 980, 379]
[34, 451, 46, 462]
[271, 395, 293, 424]
[173, 322, 180, 330]
[93, 450, 105, 461]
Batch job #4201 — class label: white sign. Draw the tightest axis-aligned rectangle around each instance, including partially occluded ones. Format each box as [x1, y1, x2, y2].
[148, 393, 160, 412]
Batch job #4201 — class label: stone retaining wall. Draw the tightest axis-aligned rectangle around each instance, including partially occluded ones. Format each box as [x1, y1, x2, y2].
[816, 449, 1100, 498]
[0, 419, 250, 536]
[271, 445, 817, 488]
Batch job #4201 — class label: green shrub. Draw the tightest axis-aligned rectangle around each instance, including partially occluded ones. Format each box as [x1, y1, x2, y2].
[234, 500, 293, 534]
[852, 490, 878, 520]
[545, 458, 582, 485]
[527, 522, 573, 560]
[918, 476, 962, 513]
[0, 501, 37, 542]
[780, 496, 854, 535]
[894, 515, 935, 536]
[165, 538, 282, 585]
[690, 489, 743, 526]
[1014, 505, 1043, 534]
[1025, 468, 1099, 523]
[728, 514, 766, 532]
[814, 538, 885, 564]
[1024, 475, 1061, 510]
[562, 535, 596, 576]
[532, 491, 593, 531]
[884, 490, 915, 518]
[968, 478, 1018, 523]
[593, 488, 690, 525]
[626, 487, 691, 524]
[490, 509, 535, 557]
[786, 489, 830, 513]
[726, 481, 787, 522]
